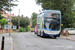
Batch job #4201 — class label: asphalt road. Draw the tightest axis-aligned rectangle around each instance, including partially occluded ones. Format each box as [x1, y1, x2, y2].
[12, 32, 75, 50]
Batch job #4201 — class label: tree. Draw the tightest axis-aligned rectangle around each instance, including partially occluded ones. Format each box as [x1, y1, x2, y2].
[11, 17, 18, 28]
[31, 12, 37, 27]
[20, 16, 30, 28]
[11, 16, 30, 29]
[0, 0, 18, 11]
[21, 14, 24, 17]
[0, 14, 4, 19]
[36, 0, 75, 28]
[0, 18, 8, 29]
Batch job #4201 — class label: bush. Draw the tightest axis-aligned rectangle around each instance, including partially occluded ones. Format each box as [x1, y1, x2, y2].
[23, 28, 26, 32]
[19, 27, 23, 32]
[19, 26, 30, 32]
[26, 26, 30, 32]
[28, 26, 30, 31]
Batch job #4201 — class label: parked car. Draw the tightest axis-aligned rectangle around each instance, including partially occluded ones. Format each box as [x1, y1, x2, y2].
[63, 28, 75, 34]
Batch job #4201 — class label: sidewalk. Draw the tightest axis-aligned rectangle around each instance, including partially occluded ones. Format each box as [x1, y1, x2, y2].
[0, 35, 13, 50]
[60, 35, 75, 41]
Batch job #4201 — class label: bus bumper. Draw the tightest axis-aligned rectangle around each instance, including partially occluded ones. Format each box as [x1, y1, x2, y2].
[43, 31, 60, 37]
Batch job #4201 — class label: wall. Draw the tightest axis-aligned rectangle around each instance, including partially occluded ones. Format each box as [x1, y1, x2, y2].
[0, 29, 13, 33]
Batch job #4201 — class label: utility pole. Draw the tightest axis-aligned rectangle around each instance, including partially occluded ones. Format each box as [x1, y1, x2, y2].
[18, 9, 20, 31]
[9, 0, 11, 35]
[31, 17, 32, 27]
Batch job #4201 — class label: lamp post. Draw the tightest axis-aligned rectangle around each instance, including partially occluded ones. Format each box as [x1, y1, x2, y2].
[18, 9, 20, 31]
[9, 0, 11, 35]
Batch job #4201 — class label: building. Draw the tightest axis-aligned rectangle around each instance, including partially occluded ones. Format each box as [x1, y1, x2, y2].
[0, 10, 15, 29]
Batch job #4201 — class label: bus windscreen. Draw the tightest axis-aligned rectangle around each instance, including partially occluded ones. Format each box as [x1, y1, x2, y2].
[44, 11, 60, 31]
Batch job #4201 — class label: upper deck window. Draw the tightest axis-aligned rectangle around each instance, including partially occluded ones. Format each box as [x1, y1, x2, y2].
[45, 11, 60, 18]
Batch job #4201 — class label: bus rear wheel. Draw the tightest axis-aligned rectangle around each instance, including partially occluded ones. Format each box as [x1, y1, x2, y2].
[34, 32, 37, 34]
[40, 33, 43, 37]
[37, 33, 39, 36]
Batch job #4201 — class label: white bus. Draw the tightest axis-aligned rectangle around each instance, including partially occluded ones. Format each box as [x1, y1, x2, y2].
[35, 10, 61, 38]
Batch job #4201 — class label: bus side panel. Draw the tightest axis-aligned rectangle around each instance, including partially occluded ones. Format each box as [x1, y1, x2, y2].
[37, 14, 43, 35]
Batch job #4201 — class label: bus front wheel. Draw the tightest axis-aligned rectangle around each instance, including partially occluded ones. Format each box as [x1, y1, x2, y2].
[54, 36, 56, 39]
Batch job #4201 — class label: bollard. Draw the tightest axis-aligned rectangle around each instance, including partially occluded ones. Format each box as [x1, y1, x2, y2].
[62, 30, 66, 36]
[1, 36, 5, 50]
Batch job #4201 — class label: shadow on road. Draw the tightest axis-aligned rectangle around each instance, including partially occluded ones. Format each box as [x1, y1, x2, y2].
[37, 36, 57, 39]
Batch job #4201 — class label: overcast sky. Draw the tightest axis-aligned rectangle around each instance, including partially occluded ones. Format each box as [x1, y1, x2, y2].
[11, 0, 42, 18]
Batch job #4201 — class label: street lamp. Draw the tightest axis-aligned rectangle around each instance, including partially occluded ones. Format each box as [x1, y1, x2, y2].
[9, 0, 11, 35]
[18, 9, 20, 31]
[9, 0, 19, 35]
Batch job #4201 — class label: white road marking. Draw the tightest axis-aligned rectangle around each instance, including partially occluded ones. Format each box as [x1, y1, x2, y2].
[11, 37, 13, 50]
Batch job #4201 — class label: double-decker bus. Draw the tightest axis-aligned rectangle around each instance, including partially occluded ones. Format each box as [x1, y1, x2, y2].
[35, 10, 61, 38]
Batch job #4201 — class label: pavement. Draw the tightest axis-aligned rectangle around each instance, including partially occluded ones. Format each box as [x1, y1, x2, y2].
[0, 33, 13, 50]
[60, 35, 75, 41]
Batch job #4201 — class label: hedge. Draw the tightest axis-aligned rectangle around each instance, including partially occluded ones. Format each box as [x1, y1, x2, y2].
[19, 25, 30, 32]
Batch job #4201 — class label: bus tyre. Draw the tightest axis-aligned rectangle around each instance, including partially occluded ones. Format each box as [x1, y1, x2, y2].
[40, 33, 43, 37]
[40, 31, 42, 37]
[34, 32, 36, 34]
[37, 33, 39, 36]
[54, 36, 56, 39]
[40, 31, 41, 36]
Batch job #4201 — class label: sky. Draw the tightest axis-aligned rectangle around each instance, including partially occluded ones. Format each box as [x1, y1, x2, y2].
[11, 0, 42, 18]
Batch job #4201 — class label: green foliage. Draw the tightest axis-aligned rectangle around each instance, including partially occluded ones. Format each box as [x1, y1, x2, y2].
[0, 18, 8, 29]
[36, 0, 75, 28]
[0, 20, 2, 25]
[27, 26, 30, 31]
[20, 17, 30, 28]
[31, 12, 37, 27]
[23, 28, 26, 32]
[66, 35, 69, 37]
[11, 17, 18, 28]
[21, 14, 24, 17]
[0, 14, 3, 19]
[19, 26, 30, 32]
[1, 18, 8, 25]
[11, 16, 30, 29]
[19, 27, 26, 32]
[19, 27, 23, 32]
[26, 26, 30, 32]
[0, 0, 18, 11]
[0, 18, 8, 25]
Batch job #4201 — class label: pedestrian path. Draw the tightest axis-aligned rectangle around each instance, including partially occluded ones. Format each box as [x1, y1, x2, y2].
[0, 37, 2, 50]
[60, 35, 75, 41]
[0, 35, 13, 50]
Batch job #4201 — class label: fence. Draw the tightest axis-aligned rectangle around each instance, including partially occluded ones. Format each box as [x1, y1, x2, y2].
[0, 29, 13, 33]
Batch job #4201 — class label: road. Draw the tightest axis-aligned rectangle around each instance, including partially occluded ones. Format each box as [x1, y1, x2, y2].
[12, 32, 75, 50]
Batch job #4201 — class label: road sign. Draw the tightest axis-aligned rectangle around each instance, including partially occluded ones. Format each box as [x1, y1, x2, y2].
[13, 26, 16, 29]
[5, 25, 9, 29]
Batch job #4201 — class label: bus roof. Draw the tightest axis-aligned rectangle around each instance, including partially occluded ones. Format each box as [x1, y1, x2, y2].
[44, 10, 61, 12]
